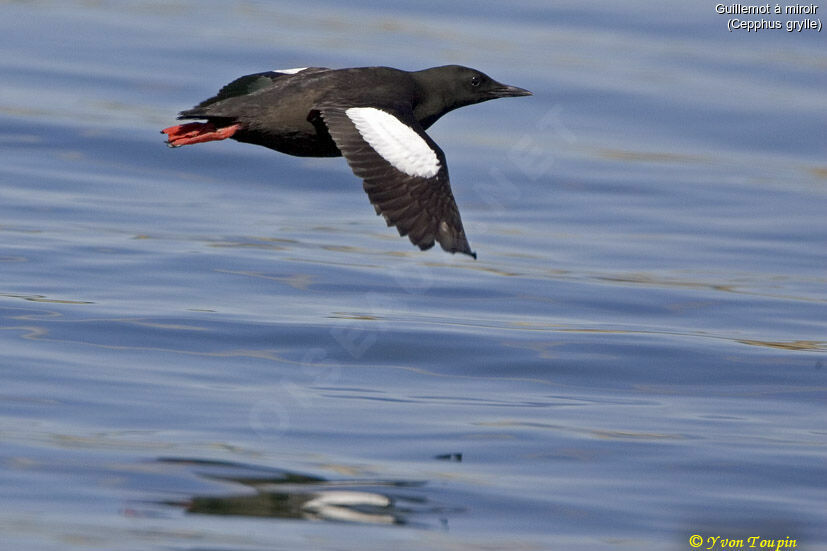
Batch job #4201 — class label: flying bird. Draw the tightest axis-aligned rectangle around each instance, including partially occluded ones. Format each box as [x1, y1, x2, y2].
[162, 65, 531, 258]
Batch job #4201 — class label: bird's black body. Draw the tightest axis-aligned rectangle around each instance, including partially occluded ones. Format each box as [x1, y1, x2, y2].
[163, 65, 531, 257]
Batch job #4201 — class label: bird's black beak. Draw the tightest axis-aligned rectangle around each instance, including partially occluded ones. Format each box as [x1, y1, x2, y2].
[491, 82, 533, 98]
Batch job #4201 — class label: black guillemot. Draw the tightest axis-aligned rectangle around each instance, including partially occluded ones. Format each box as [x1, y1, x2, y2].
[161, 65, 531, 258]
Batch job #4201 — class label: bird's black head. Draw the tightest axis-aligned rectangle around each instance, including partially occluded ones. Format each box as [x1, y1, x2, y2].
[414, 64, 531, 113]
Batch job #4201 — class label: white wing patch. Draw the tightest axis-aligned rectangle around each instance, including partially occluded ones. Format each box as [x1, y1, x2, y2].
[274, 67, 308, 74]
[345, 107, 440, 178]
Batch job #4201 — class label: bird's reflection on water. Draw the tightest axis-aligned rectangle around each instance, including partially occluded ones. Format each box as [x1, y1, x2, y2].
[156, 458, 458, 527]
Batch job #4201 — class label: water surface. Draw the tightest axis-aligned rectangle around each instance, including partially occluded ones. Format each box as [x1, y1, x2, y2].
[1, 1, 825, 549]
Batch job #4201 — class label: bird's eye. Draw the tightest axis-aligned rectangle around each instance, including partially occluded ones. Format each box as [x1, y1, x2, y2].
[470, 75, 482, 87]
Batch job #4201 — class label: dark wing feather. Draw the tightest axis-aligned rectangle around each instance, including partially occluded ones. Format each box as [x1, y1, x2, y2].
[179, 67, 329, 119]
[318, 104, 476, 258]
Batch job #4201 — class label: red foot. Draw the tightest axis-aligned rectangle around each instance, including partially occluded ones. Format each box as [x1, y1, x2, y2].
[161, 122, 242, 147]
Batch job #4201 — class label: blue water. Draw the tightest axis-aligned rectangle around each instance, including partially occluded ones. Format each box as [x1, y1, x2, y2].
[2, 1, 826, 549]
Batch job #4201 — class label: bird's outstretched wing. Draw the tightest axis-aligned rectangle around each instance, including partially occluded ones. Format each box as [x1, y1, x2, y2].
[317, 104, 476, 258]
[181, 67, 330, 117]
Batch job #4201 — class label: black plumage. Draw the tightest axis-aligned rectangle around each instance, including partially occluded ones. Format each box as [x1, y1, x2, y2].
[162, 65, 531, 258]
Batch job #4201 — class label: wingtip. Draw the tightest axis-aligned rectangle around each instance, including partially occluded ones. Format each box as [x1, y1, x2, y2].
[448, 242, 477, 259]
[457, 247, 477, 260]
